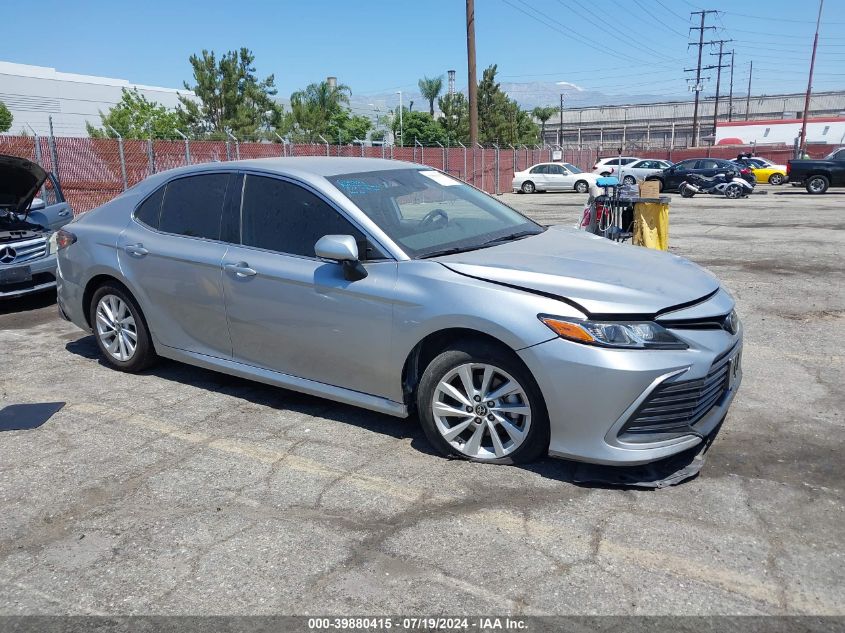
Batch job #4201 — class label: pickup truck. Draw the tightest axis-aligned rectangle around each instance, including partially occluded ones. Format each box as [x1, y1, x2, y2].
[787, 147, 845, 194]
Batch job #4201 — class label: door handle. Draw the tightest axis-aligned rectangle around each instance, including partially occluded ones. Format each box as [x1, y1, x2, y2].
[224, 262, 257, 277]
[124, 243, 149, 257]
[58, 209, 71, 217]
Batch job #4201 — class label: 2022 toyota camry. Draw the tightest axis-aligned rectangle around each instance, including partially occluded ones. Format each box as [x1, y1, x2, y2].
[56, 157, 742, 465]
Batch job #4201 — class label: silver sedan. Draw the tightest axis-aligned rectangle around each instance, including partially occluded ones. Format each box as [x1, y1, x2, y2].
[56, 158, 742, 466]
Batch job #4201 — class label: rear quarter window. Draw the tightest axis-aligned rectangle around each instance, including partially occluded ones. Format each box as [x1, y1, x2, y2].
[134, 187, 165, 229]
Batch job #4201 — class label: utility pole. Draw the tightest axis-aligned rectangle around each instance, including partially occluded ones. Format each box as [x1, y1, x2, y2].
[745, 61, 753, 121]
[710, 40, 733, 139]
[728, 49, 735, 121]
[799, 0, 824, 153]
[686, 10, 718, 147]
[558, 94, 564, 147]
[466, 0, 478, 146]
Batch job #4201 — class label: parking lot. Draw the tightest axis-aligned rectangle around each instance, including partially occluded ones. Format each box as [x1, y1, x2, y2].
[1, 184, 843, 616]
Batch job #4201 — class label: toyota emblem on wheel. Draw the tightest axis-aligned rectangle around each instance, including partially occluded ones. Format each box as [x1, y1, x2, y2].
[0, 246, 17, 264]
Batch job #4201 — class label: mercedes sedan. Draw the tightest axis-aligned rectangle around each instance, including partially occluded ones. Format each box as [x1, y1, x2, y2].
[56, 157, 743, 466]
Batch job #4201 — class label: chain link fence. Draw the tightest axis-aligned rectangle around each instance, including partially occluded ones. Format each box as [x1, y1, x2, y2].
[0, 134, 839, 214]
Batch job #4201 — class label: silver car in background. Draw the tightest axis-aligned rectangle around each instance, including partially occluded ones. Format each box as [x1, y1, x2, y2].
[512, 162, 597, 194]
[56, 157, 742, 466]
[1, 155, 73, 298]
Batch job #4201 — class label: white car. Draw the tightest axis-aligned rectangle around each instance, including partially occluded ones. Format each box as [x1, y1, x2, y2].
[591, 156, 641, 177]
[512, 162, 597, 194]
[617, 159, 674, 185]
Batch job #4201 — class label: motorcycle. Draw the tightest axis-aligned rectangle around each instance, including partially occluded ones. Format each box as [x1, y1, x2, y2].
[678, 172, 755, 199]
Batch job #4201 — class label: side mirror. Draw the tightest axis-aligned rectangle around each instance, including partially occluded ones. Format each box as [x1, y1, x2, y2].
[315, 234, 368, 281]
[30, 197, 46, 211]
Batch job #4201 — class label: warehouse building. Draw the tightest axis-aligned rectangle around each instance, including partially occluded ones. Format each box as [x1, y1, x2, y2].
[542, 91, 845, 149]
[0, 61, 193, 137]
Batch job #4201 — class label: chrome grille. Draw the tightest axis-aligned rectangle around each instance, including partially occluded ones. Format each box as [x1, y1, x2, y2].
[621, 346, 735, 438]
[0, 236, 48, 265]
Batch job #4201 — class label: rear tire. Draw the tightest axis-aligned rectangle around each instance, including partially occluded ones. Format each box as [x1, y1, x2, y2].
[89, 283, 157, 372]
[521, 180, 536, 194]
[679, 184, 695, 198]
[768, 173, 784, 185]
[574, 180, 589, 194]
[724, 183, 743, 199]
[416, 341, 549, 465]
[806, 175, 829, 194]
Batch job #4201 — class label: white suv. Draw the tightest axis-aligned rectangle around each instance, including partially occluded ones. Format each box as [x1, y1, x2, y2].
[592, 156, 641, 177]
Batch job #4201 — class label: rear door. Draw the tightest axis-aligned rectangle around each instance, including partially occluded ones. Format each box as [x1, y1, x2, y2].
[545, 164, 569, 190]
[221, 173, 397, 398]
[528, 164, 549, 189]
[117, 172, 234, 359]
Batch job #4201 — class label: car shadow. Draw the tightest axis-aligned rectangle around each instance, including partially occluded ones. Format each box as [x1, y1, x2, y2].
[773, 190, 845, 196]
[0, 289, 57, 316]
[65, 333, 705, 488]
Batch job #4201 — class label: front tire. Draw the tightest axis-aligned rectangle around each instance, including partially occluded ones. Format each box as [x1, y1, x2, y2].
[679, 184, 695, 198]
[806, 175, 829, 194]
[622, 175, 636, 186]
[768, 173, 784, 185]
[89, 283, 157, 372]
[574, 180, 589, 194]
[521, 180, 536, 194]
[417, 342, 549, 464]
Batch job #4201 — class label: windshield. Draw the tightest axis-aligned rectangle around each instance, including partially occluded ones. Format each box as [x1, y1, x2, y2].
[328, 168, 544, 258]
[563, 163, 582, 173]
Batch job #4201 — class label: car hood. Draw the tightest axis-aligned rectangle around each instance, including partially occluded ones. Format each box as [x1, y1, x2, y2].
[0, 155, 48, 214]
[436, 225, 720, 316]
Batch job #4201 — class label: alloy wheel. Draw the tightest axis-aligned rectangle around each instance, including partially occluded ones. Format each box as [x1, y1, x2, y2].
[623, 176, 636, 186]
[575, 181, 589, 193]
[724, 184, 742, 199]
[431, 363, 532, 460]
[95, 294, 138, 362]
[808, 177, 827, 193]
[769, 174, 784, 185]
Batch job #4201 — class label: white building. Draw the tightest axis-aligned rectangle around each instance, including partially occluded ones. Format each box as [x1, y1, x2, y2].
[0, 61, 193, 137]
[715, 117, 845, 146]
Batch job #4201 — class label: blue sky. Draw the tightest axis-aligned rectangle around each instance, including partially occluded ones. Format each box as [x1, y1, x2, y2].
[3, 0, 845, 108]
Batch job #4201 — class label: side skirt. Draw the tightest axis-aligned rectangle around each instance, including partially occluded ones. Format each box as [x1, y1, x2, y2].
[157, 345, 409, 418]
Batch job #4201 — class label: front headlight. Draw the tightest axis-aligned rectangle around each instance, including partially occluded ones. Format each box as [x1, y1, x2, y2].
[539, 315, 688, 350]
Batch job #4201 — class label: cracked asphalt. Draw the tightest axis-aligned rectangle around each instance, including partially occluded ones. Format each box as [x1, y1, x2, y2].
[0, 184, 843, 615]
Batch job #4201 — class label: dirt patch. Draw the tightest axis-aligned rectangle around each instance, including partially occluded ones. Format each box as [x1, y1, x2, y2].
[778, 309, 845, 322]
[692, 258, 845, 277]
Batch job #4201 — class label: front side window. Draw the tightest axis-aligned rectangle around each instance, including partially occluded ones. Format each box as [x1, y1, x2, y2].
[158, 174, 229, 240]
[240, 175, 383, 260]
[547, 164, 565, 175]
[328, 169, 543, 259]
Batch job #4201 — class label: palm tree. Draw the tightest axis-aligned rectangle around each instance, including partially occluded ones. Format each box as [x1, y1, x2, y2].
[418, 75, 444, 116]
[290, 80, 351, 141]
[532, 106, 557, 144]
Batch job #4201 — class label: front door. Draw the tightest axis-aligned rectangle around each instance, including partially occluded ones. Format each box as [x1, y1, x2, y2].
[221, 173, 397, 398]
[117, 172, 234, 359]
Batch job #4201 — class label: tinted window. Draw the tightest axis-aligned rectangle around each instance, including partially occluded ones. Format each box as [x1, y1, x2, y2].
[676, 160, 695, 170]
[696, 160, 720, 169]
[620, 158, 638, 165]
[135, 186, 164, 229]
[241, 175, 380, 260]
[159, 174, 229, 239]
[548, 164, 565, 175]
[529, 165, 546, 174]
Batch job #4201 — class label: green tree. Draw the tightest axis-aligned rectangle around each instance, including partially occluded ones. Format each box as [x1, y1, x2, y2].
[178, 48, 284, 139]
[0, 101, 12, 133]
[438, 93, 469, 145]
[418, 75, 444, 116]
[392, 110, 446, 146]
[289, 80, 351, 142]
[329, 111, 372, 144]
[86, 88, 181, 140]
[532, 106, 557, 144]
[477, 64, 538, 146]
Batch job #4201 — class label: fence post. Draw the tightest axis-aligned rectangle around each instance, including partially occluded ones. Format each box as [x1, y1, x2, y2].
[318, 135, 329, 157]
[146, 138, 155, 175]
[174, 129, 191, 165]
[435, 141, 445, 172]
[274, 132, 286, 156]
[477, 143, 485, 192]
[225, 131, 240, 160]
[106, 125, 129, 190]
[493, 143, 500, 195]
[47, 116, 60, 181]
[457, 141, 467, 182]
[225, 140, 232, 161]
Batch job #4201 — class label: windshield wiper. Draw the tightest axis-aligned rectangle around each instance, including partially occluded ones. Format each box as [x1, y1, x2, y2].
[419, 245, 482, 259]
[479, 230, 541, 247]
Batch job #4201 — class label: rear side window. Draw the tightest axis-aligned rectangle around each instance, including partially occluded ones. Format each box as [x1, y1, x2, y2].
[620, 158, 637, 165]
[135, 186, 164, 229]
[159, 174, 229, 240]
[530, 165, 548, 174]
[240, 175, 383, 260]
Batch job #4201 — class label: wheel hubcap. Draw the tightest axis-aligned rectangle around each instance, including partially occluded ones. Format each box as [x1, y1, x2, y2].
[95, 294, 138, 362]
[432, 363, 532, 460]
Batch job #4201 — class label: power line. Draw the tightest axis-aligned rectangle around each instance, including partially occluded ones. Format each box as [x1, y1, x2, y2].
[686, 9, 719, 146]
